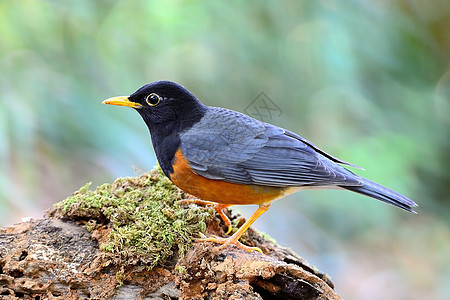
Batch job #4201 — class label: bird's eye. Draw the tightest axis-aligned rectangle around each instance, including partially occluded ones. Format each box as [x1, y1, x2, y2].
[145, 93, 161, 106]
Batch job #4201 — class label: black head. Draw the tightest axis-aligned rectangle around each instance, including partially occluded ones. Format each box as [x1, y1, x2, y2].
[104, 81, 206, 127]
[103, 81, 207, 176]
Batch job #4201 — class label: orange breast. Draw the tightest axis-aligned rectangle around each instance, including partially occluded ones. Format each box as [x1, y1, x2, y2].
[169, 149, 288, 205]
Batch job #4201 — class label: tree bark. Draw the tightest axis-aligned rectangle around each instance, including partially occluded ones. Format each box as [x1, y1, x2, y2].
[0, 175, 341, 299]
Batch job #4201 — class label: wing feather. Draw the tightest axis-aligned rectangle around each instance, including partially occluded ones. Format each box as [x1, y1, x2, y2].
[180, 107, 362, 187]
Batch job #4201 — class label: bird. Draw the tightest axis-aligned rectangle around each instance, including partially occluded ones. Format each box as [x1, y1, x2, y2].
[103, 81, 418, 253]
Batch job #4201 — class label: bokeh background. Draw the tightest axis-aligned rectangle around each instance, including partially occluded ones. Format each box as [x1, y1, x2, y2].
[1, 1, 449, 299]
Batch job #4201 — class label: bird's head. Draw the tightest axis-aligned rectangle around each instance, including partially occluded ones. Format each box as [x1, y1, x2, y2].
[103, 81, 206, 127]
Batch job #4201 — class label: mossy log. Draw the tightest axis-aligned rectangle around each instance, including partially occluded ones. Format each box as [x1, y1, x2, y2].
[0, 168, 341, 299]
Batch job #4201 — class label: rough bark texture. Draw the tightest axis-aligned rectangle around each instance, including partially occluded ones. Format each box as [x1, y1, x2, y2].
[0, 172, 341, 299]
[0, 214, 340, 299]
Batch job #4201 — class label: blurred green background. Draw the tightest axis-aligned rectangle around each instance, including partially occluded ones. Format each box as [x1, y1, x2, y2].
[1, 0, 449, 299]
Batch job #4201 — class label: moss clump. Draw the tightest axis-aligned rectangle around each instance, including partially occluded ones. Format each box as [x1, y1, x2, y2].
[176, 265, 187, 275]
[258, 231, 276, 244]
[53, 166, 214, 269]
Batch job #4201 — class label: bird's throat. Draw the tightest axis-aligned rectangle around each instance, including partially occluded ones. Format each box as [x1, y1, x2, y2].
[147, 123, 181, 178]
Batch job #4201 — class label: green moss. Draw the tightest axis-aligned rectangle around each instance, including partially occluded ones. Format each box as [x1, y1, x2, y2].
[258, 231, 277, 244]
[53, 166, 214, 269]
[176, 265, 186, 275]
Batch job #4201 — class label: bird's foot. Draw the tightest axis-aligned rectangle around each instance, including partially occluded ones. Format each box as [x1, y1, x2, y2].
[197, 235, 263, 254]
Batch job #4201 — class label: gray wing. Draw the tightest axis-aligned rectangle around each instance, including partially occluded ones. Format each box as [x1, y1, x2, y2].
[179, 107, 363, 187]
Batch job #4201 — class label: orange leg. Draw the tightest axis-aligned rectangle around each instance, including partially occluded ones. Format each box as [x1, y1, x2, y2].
[178, 199, 232, 234]
[199, 203, 271, 254]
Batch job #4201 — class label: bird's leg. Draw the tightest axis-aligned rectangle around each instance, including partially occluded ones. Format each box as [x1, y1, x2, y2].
[199, 203, 271, 254]
[215, 204, 233, 234]
[178, 198, 232, 234]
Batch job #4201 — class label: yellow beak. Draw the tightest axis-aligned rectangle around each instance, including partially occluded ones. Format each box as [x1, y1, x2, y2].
[102, 96, 142, 108]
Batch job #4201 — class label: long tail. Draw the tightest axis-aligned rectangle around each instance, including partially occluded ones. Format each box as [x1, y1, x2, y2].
[341, 178, 418, 213]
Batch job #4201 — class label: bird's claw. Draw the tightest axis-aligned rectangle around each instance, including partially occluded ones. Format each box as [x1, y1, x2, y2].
[197, 235, 263, 254]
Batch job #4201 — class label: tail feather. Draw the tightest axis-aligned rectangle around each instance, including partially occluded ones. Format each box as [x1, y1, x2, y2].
[340, 178, 418, 213]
